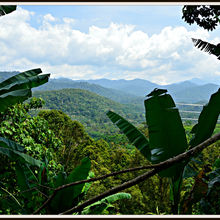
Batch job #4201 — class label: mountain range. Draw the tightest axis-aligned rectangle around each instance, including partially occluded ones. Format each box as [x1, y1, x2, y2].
[0, 71, 219, 103]
[37, 77, 219, 103]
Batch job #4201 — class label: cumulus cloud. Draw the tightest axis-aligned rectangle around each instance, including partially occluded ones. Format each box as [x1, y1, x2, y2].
[0, 6, 220, 84]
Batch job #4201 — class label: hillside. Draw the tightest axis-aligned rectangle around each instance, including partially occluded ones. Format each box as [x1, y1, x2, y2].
[33, 88, 145, 138]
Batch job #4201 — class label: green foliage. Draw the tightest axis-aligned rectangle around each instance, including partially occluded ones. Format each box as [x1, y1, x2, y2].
[199, 162, 220, 214]
[107, 88, 220, 214]
[81, 193, 131, 215]
[0, 100, 63, 173]
[48, 157, 91, 214]
[0, 137, 43, 167]
[38, 109, 93, 173]
[33, 88, 144, 138]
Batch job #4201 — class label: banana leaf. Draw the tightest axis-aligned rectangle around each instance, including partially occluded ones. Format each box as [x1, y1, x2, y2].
[190, 88, 220, 148]
[0, 136, 43, 167]
[0, 68, 49, 95]
[144, 89, 188, 213]
[106, 111, 151, 160]
[144, 89, 188, 177]
[15, 163, 38, 198]
[49, 157, 91, 214]
[0, 89, 31, 113]
[0, 68, 50, 113]
[0, 5, 16, 16]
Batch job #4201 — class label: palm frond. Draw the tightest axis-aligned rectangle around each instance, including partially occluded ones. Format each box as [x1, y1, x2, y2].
[192, 38, 220, 59]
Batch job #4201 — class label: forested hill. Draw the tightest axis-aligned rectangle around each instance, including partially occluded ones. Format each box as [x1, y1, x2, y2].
[33, 88, 145, 138]
[33, 78, 143, 105]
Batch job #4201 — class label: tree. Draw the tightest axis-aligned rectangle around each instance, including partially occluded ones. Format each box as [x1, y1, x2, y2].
[182, 6, 220, 31]
[183, 6, 220, 60]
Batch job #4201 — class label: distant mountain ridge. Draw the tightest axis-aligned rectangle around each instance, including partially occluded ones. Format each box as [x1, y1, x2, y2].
[32, 77, 143, 105]
[0, 71, 219, 103]
[77, 78, 219, 103]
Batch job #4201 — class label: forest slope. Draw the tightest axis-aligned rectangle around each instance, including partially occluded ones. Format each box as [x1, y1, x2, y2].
[33, 88, 145, 138]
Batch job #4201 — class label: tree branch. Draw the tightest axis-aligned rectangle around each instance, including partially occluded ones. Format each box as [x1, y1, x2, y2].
[33, 164, 155, 214]
[59, 132, 220, 215]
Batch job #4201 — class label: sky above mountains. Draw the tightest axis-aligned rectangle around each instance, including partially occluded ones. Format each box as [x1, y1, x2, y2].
[1, 4, 220, 85]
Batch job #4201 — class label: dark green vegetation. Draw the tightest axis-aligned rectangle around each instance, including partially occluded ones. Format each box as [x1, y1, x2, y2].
[33, 88, 144, 139]
[0, 4, 220, 216]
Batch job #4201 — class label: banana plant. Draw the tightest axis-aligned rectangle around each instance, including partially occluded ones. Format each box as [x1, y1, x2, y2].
[107, 88, 220, 214]
[0, 5, 16, 16]
[48, 157, 91, 214]
[0, 68, 50, 114]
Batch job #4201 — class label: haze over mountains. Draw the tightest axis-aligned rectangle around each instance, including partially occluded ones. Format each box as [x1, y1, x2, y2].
[0, 71, 219, 103]
[37, 77, 219, 103]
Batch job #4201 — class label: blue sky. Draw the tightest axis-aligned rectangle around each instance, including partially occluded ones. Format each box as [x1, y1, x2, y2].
[1, 4, 220, 85]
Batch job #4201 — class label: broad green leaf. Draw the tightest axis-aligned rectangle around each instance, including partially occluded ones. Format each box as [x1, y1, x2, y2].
[53, 171, 66, 188]
[0, 89, 31, 113]
[15, 163, 38, 198]
[144, 89, 188, 214]
[144, 89, 188, 177]
[0, 69, 50, 96]
[190, 88, 220, 148]
[0, 136, 24, 152]
[102, 192, 131, 203]
[49, 157, 91, 214]
[0, 137, 43, 167]
[106, 110, 151, 160]
[0, 68, 50, 113]
[81, 171, 95, 195]
[0, 5, 16, 16]
[170, 174, 183, 214]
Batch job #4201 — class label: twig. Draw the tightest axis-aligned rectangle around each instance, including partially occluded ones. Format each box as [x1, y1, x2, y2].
[59, 132, 220, 214]
[33, 164, 155, 214]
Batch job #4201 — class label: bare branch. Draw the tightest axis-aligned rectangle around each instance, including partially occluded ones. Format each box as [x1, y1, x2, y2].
[59, 132, 220, 215]
[33, 164, 155, 214]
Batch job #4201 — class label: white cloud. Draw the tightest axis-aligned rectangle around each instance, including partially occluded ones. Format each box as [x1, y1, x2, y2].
[0, 6, 220, 84]
[44, 14, 56, 22]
